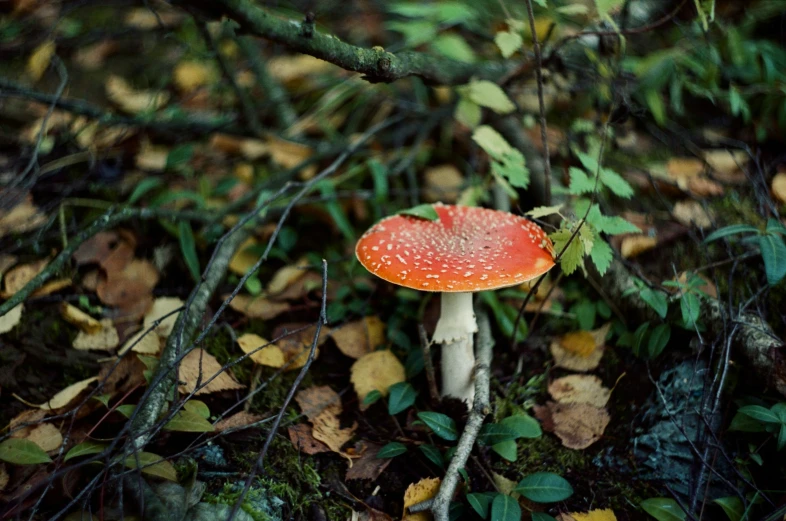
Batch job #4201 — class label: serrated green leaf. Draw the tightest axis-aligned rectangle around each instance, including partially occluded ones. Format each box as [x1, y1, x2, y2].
[713, 496, 743, 521]
[759, 233, 786, 285]
[467, 80, 515, 115]
[163, 409, 214, 432]
[491, 493, 520, 521]
[377, 442, 407, 458]
[492, 439, 518, 461]
[388, 382, 416, 415]
[419, 444, 444, 468]
[515, 472, 573, 503]
[473, 125, 513, 158]
[550, 228, 584, 275]
[589, 239, 613, 276]
[0, 438, 53, 465]
[183, 400, 210, 419]
[640, 498, 686, 521]
[500, 414, 542, 438]
[398, 204, 439, 221]
[599, 167, 634, 198]
[417, 412, 458, 441]
[178, 221, 200, 282]
[495, 31, 523, 58]
[64, 441, 107, 462]
[123, 451, 178, 481]
[568, 167, 595, 195]
[526, 205, 563, 219]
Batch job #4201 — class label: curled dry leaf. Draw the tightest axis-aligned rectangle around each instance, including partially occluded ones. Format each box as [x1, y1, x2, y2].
[549, 375, 611, 408]
[0, 304, 23, 335]
[272, 323, 330, 370]
[423, 165, 464, 203]
[105, 75, 170, 114]
[178, 348, 244, 395]
[402, 477, 441, 521]
[772, 172, 786, 203]
[97, 259, 159, 308]
[330, 316, 386, 359]
[620, 235, 657, 259]
[215, 411, 265, 432]
[118, 329, 161, 355]
[535, 401, 610, 450]
[37, 376, 99, 411]
[350, 350, 406, 402]
[550, 324, 610, 372]
[237, 333, 285, 367]
[72, 318, 119, 352]
[8, 409, 47, 438]
[143, 297, 183, 338]
[288, 423, 331, 455]
[672, 200, 712, 229]
[0, 196, 47, 238]
[227, 294, 290, 320]
[311, 409, 357, 457]
[61, 302, 101, 334]
[267, 258, 310, 295]
[345, 442, 392, 481]
[32, 277, 71, 297]
[3, 259, 47, 297]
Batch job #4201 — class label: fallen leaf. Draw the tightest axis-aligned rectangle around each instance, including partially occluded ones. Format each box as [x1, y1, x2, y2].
[3, 259, 47, 296]
[236, 333, 286, 367]
[178, 348, 244, 395]
[72, 231, 128, 266]
[0, 196, 47, 238]
[272, 323, 330, 370]
[558, 509, 618, 521]
[8, 409, 47, 437]
[227, 294, 290, 320]
[331, 316, 386, 359]
[268, 271, 325, 301]
[265, 136, 317, 179]
[105, 75, 169, 114]
[674, 271, 718, 299]
[173, 60, 216, 93]
[491, 472, 519, 497]
[267, 258, 310, 295]
[295, 385, 342, 421]
[423, 165, 464, 203]
[267, 54, 336, 84]
[772, 172, 786, 203]
[402, 477, 441, 521]
[215, 411, 265, 432]
[535, 401, 609, 450]
[0, 304, 23, 335]
[61, 302, 101, 334]
[27, 40, 55, 81]
[32, 277, 71, 296]
[37, 377, 99, 411]
[0, 463, 8, 491]
[550, 324, 610, 372]
[73, 40, 116, 70]
[703, 149, 748, 177]
[24, 423, 62, 453]
[72, 319, 119, 352]
[549, 375, 611, 408]
[311, 409, 356, 456]
[672, 200, 712, 229]
[143, 297, 183, 338]
[620, 235, 657, 259]
[288, 423, 331, 455]
[666, 157, 704, 189]
[228, 238, 261, 276]
[134, 143, 169, 172]
[0, 254, 17, 277]
[345, 442, 392, 481]
[118, 329, 161, 355]
[350, 350, 406, 402]
[688, 176, 724, 198]
[124, 7, 181, 28]
[97, 259, 159, 307]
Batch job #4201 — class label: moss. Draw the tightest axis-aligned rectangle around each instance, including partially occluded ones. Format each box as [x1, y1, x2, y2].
[204, 481, 283, 521]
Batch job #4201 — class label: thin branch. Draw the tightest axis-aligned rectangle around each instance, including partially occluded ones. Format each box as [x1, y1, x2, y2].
[419, 324, 440, 404]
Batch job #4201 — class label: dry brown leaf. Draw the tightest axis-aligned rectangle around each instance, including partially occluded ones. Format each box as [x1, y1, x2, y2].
[105, 75, 169, 114]
[0, 463, 8, 491]
[0, 254, 17, 277]
[0, 197, 47, 238]
[311, 410, 356, 456]
[0, 304, 23, 335]
[73, 231, 127, 266]
[215, 411, 265, 432]
[143, 297, 183, 338]
[345, 442, 392, 481]
[620, 235, 657, 259]
[703, 149, 748, 176]
[32, 277, 71, 297]
[558, 509, 618, 521]
[24, 423, 62, 452]
[666, 157, 704, 189]
[228, 238, 260, 276]
[295, 385, 342, 421]
[8, 409, 47, 437]
[27, 40, 55, 81]
[268, 271, 325, 301]
[173, 61, 215, 93]
[118, 329, 161, 355]
[423, 165, 464, 203]
[227, 294, 290, 320]
[402, 477, 441, 521]
[97, 259, 159, 307]
[772, 172, 786, 203]
[72, 319, 119, 352]
[3, 259, 47, 296]
[61, 302, 101, 334]
[178, 348, 244, 395]
[37, 377, 99, 411]
[288, 423, 331, 455]
[536, 401, 609, 450]
[672, 200, 712, 229]
[550, 324, 610, 372]
[73, 40, 116, 70]
[267, 54, 336, 84]
[331, 316, 386, 359]
[549, 375, 611, 408]
[266, 136, 316, 179]
[687, 176, 724, 198]
[135, 143, 169, 172]
[267, 258, 310, 295]
[237, 333, 285, 367]
[674, 271, 718, 299]
[273, 323, 330, 370]
[350, 350, 406, 403]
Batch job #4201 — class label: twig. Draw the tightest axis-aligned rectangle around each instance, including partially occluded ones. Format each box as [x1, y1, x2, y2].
[418, 324, 440, 404]
[409, 307, 494, 521]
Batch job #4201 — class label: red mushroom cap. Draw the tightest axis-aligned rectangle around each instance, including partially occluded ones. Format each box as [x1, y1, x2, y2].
[355, 204, 555, 292]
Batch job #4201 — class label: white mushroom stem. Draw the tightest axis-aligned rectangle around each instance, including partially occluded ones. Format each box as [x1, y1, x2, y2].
[432, 292, 478, 405]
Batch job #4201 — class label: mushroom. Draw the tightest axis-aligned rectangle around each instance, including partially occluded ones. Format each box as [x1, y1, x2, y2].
[355, 203, 555, 405]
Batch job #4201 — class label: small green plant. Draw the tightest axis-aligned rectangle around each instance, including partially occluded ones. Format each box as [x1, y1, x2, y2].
[705, 219, 786, 286]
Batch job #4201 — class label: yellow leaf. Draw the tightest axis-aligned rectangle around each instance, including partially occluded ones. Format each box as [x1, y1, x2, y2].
[550, 324, 610, 372]
[37, 377, 99, 410]
[560, 509, 618, 521]
[331, 316, 386, 359]
[72, 319, 119, 352]
[228, 238, 260, 276]
[267, 258, 309, 295]
[620, 235, 657, 259]
[173, 60, 215, 93]
[27, 40, 55, 82]
[61, 302, 101, 334]
[350, 350, 405, 402]
[227, 294, 290, 320]
[105, 75, 169, 114]
[143, 297, 183, 338]
[402, 477, 441, 521]
[118, 329, 161, 356]
[3, 259, 47, 297]
[772, 172, 786, 203]
[23, 423, 62, 453]
[237, 333, 286, 367]
[0, 304, 23, 335]
[178, 349, 244, 395]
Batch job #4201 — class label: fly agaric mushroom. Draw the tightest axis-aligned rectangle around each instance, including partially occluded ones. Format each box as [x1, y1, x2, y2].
[355, 203, 555, 405]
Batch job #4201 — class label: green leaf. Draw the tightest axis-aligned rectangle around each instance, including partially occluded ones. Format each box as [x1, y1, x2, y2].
[478, 424, 519, 446]
[589, 239, 613, 276]
[455, 98, 482, 128]
[500, 414, 542, 438]
[515, 472, 573, 503]
[472, 126, 528, 189]
[419, 444, 444, 468]
[568, 167, 596, 195]
[467, 492, 495, 519]
[163, 409, 215, 432]
[640, 288, 668, 319]
[64, 441, 107, 462]
[363, 389, 383, 407]
[704, 224, 759, 242]
[586, 206, 641, 235]
[388, 382, 417, 415]
[766, 218, 786, 236]
[492, 440, 518, 461]
[183, 400, 210, 419]
[728, 410, 766, 432]
[640, 498, 686, 521]
[317, 181, 355, 241]
[467, 80, 515, 115]
[645, 89, 666, 125]
[759, 233, 786, 285]
[491, 493, 521, 521]
[417, 412, 458, 441]
[399, 204, 439, 221]
[123, 451, 178, 481]
[778, 424, 786, 450]
[737, 405, 781, 424]
[572, 299, 596, 330]
[713, 497, 743, 521]
[495, 31, 523, 58]
[647, 324, 671, 358]
[595, 0, 626, 19]
[166, 143, 194, 170]
[432, 33, 476, 63]
[116, 404, 136, 418]
[526, 205, 563, 219]
[680, 292, 701, 327]
[0, 438, 53, 465]
[178, 221, 200, 282]
[128, 177, 163, 204]
[550, 228, 584, 275]
[599, 168, 634, 198]
[377, 442, 407, 458]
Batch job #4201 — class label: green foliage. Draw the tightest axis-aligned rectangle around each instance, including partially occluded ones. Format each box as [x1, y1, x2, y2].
[398, 203, 439, 221]
[377, 442, 407, 458]
[705, 220, 786, 285]
[178, 221, 201, 282]
[472, 125, 529, 190]
[387, 382, 417, 415]
[515, 472, 573, 503]
[730, 402, 786, 450]
[640, 498, 686, 521]
[0, 438, 53, 465]
[490, 494, 520, 521]
[417, 412, 458, 441]
[164, 409, 215, 432]
[64, 441, 107, 462]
